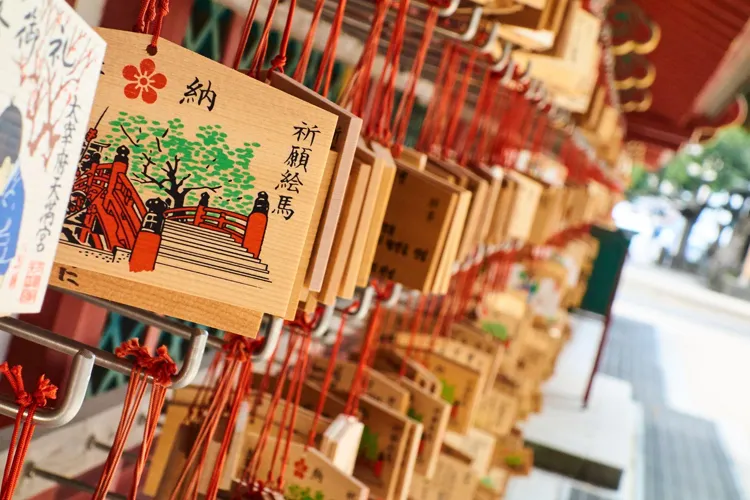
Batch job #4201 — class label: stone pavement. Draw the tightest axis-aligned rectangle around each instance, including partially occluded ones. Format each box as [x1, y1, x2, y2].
[601, 313, 744, 500]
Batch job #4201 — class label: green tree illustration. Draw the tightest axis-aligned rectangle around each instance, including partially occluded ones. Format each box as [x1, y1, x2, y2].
[286, 485, 326, 500]
[407, 407, 424, 422]
[440, 379, 456, 403]
[104, 112, 258, 213]
[358, 426, 379, 461]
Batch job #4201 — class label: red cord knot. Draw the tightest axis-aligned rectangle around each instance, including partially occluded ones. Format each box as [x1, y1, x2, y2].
[147, 346, 177, 386]
[371, 279, 395, 302]
[33, 376, 58, 407]
[115, 338, 150, 364]
[287, 306, 324, 336]
[270, 55, 287, 73]
[222, 334, 257, 362]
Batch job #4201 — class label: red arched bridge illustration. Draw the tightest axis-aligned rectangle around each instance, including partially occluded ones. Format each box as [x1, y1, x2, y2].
[63, 145, 272, 284]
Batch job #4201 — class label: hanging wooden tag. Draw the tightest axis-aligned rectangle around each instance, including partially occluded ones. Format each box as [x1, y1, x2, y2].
[504, 171, 545, 242]
[308, 356, 410, 413]
[492, 428, 534, 476]
[390, 343, 487, 434]
[339, 148, 381, 299]
[321, 414, 365, 475]
[426, 158, 490, 262]
[269, 72, 362, 293]
[371, 347, 442, 398]
[286, 150, 339, 316]
[399, 377, 451, 479]
[487, 174, 517, 245]
[319, 159, 370, 305]
[371, 164, 459, 291]
[408, 451, 479, 500]
[443, 427, 497, 478]
[529, 183, 566, 245]
[355, 395, 411, 500]
[357, 141, 397, 287]
[470, 165, 504, 247]
[450, 321, 506, 384]
[474, 388, 519, 437]
[0, 0, 106, 315]
[241, 432, 370, 500]
[431, 187, 471, 294]
[55, 29, 338, 332]
[394, 418, 424, 500]
[396, 147, 427, 171]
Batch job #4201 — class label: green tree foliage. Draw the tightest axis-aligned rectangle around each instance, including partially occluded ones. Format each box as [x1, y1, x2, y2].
[358, 426, 379, 461]
[104, 112, 259, 213]
[286, 485, 325, 500]
[440, 379, 456, 403]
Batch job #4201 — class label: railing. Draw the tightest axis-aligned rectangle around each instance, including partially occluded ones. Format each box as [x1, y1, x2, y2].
[164, 206, 248, 244]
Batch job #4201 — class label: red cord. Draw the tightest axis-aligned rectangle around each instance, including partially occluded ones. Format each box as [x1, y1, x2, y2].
[313, 0, 349, 96]
[392, 7, 439, 157]
[399, 294, 427, 377]
[417, 42, 454, 152]
[344, 281, 393, 414]
[94, 339, 176, 500]
[443, 49, 478, 159]
[339, 0, 391, 116]
[0, 365, 57, 500]
[363, 0, 411, 143]
[307, 301, 360, 448]
[233, 0, 262, 70]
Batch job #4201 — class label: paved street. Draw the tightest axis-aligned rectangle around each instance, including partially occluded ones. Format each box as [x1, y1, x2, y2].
[605, 263, 750, 500]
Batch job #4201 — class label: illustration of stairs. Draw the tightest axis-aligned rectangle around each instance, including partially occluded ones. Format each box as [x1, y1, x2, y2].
[157, 220, 271, 285]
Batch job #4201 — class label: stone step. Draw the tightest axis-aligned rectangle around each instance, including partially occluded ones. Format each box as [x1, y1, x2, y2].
[156, 251, 271, 287]
[161, 226, 259, 261]
[162, 220, 242, 246]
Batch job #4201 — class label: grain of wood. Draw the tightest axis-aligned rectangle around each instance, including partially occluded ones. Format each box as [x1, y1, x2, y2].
[56, 29, 338, 323]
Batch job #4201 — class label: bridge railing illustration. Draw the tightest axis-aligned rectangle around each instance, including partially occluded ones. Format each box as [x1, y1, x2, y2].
[164, 206, 249, 244]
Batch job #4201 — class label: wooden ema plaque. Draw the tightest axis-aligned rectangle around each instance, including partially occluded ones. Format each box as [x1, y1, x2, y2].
[371, 163, 459, 292]
[355, 395, 411, 500]
[0, 0, 106, 315]
[474, 388, 519, 437]
[471, 165, 504, 246]
[444, 427, 497, 478]
[356, 141, 397, 287]
[308, 357, 410, 413]
[396, 147, 427, 171]
[394, 418, 423, 500]
[242, 432, 370, 500]
[54, 29, 337, 333]
[269, 71, 362, 293]
[371, 347, 442, 398]
[339, 147, 381, 298]
[408, 451, 479, 500]
[145, 386, 333, 497]
[487, 173, 517, 245]
[426, 158, 490, 262]
[450, 321, 506, 385]
[399, 377, 451, 479]
[286, 151, 338, 318]
[431, 185, 471, 295]
[390, 341, 488, 434]
[504, 170, 544, 242]
[319, 159, 370, 305]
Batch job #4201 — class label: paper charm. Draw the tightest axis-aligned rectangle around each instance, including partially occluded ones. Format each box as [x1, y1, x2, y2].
[0, 0, 105, 314]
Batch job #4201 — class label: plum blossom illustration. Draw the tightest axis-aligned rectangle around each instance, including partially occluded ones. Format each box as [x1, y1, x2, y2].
[122, 59, 167, 104]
